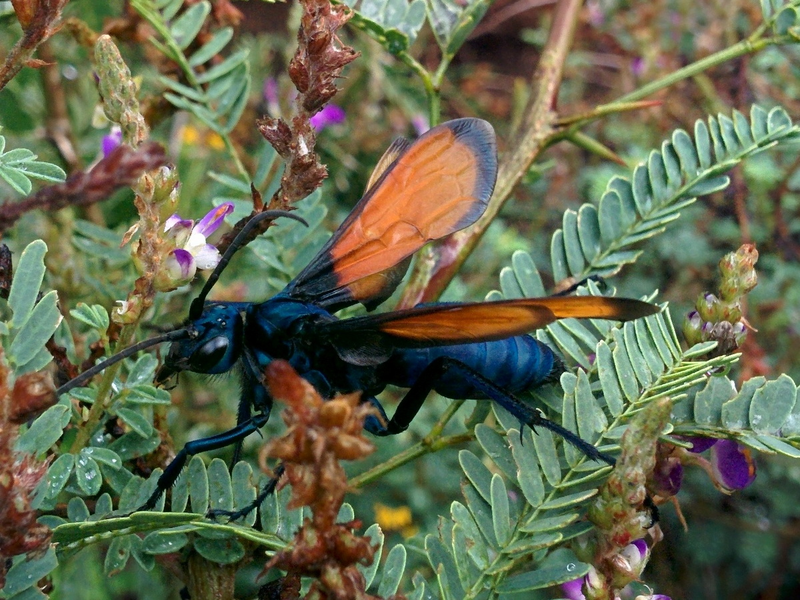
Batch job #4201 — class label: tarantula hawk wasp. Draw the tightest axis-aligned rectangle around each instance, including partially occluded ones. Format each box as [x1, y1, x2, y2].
[57, 118, 659, 517]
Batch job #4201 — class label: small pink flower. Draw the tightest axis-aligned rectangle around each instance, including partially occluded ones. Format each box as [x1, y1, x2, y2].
[310, 105, 346, 130]
[101, 126, 122, 157]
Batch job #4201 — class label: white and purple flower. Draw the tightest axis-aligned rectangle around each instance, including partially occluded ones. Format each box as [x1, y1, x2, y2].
[157, 202, 234, 289]
[101, 126, 122, 157]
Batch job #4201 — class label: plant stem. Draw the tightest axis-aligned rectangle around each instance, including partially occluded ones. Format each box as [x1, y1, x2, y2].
[397, 0, 583, 306]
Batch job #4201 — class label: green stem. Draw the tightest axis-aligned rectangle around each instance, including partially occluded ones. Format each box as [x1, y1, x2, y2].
[351, 398, 470, 487]
[397, 0, 583, 306]
[131, 0, 250, 181]
[397, 50, 440, 126]
[349, 432, 474, 489]
[69, 323, 139, 453]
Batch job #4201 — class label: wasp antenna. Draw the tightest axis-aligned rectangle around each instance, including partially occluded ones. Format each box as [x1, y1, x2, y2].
[56, 328, 190, 397]
[189, 210, 308, 319]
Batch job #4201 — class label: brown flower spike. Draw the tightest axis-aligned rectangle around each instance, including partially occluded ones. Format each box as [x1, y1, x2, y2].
[262, 361, 400, 600]
[257, 0, 358, 209]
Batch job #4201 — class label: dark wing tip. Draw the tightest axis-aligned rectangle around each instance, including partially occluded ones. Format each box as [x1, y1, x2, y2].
[615, 298, 661, 320]
[446, 118, 498, 202]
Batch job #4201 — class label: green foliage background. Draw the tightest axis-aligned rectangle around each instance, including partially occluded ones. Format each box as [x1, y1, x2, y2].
[2, 0, 800, 598]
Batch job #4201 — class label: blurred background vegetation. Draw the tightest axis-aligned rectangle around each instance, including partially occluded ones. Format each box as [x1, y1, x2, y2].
[2, 0, 800, 598]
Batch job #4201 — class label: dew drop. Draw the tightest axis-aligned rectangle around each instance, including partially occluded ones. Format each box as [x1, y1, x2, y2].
[566, 562, 576, 572]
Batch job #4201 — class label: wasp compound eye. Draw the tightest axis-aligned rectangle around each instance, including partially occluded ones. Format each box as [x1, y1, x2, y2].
[188, 336, 230, 372]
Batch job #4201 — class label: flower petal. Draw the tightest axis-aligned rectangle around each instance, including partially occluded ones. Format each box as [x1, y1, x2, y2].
[193, 244, 221, 270]
[561, 577, 586, 600]
[711, 440, 756, 490]
[101, 126, 122, 157]
[166, 249, 196, 280]
[680, 436, 718, 453]
[310, 105, 346, 130]
[194, 202, 234, 237]
[652, 457, 683, 496]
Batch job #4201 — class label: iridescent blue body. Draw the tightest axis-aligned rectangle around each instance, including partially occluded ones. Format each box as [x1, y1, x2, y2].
[173, 296, 561, 437]
[130, 118, 655, 512]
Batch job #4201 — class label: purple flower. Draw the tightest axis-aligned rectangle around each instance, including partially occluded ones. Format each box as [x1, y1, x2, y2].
[412, 114, 429, 135]
[674, 436, 756, 492]
[159, 203, 234, 289]
[310, 105, 346, 130]
[263, 77, 280, 115]
[683, 436, 718, 454]
[101, 126, 122, 157]
[711, 439, 756, 491]
[561, 577, 586, 600]
[631, 57, 645, 77]
[617, 539, 650, 576]
[652, 456, 683, 497]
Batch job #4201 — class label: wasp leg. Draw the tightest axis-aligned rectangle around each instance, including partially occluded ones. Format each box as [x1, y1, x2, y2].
[367, 357, 615, 466]
[140, 411, 271, 511]
[231, 395, 253, 466]
[207, 463, 285, 522]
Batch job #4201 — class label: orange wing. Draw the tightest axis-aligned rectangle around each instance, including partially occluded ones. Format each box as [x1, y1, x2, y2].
[285, 118, 497, 310]
[317, 296, 660, 348]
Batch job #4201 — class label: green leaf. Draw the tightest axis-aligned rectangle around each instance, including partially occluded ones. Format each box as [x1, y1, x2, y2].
[170, 0, 211, 49]
[721, 376, 764, 430]
[15, 404, 70, 455]
[24, 161, 67, 182]
[74, 454, 103, 495]
[378, 544, 407, 597]
[694, 377, 734, 425]
[451, 501, 489, 568]
[231, 461, 258, 527]
[196, 48, 249, 84]
[116, 407, 154, 438]
[188, 455, 210, 513]
[105, 536, 132, 575]
[45, 453, 75, 498]
[749, 374, 797, 433]
[194, 536, 246, 564]
[3, 547, 58, 597]
[497, 549, 588, 592]
[70, 303, 110, 331]
[475, 424, 516, 483]
[142, 530, 190, 554]
[9, 289, 60, 367]
[361, 523, 384, 589]
[463, 484, 497, 548]
[509, 428, 545, 507]
[490, 474, 511, 546]
[189, 26, 234, 66]
[425, 535, 465, 600]
[0, 165, 33, 194]
[458, 449, 492, 502]
[67, 497, 91, 521]
[532, 427, 561, 486]
[158, 74, 207, 102]
[81, 447, 122, 470]
[207, 457, 234, 511]
[520, 511, 579, 533]
[8, 240, 47, 330]
[539, 489, 598, 510]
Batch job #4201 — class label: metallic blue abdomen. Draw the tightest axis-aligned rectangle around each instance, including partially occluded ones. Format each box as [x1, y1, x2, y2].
[382, 335, 559, 399]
